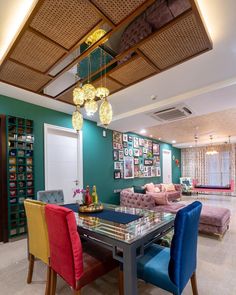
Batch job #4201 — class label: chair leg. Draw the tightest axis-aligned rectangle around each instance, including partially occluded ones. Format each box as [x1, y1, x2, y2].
[191, 272, 199, 295]
[27, 254, 35, 284]
[50, 269, 57, 295]
[45, 266, 51, 295]
[118, 270, 124, 295]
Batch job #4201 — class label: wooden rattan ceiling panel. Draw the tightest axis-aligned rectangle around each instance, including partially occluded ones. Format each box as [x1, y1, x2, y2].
[10, 30, 66, 73]
[30, 0, 101, 49]
[92, 76, 123, 94]
[57, 88, 73, 104]
[90, 0, 146, 24]
[139, 12, 210, 70]
[109, 56, 156, 85]
[0, 60, 51, 91]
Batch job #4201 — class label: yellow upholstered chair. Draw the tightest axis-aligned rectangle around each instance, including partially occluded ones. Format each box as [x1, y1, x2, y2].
[24, 199, 50, 295]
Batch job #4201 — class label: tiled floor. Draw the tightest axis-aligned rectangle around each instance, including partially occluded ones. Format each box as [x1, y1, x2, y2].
[1, 195, 236, 295]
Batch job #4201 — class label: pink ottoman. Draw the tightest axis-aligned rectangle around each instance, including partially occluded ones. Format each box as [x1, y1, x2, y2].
[199, 205, 231, 238]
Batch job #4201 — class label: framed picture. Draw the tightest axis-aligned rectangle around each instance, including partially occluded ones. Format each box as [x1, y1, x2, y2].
[114, 162, 122, 170]
[117, 143, 123, 150]
[119, 150, 124, 161]
[153, 143, 160, 155]
[113, 131, 122, 144]
[134, 165, 139, 178]
[113, 150, 118, 161]
[147, 166, 152, 177]
[114, 171, 121, 179]
[113, 142, 118, 149]
[140, 164, 144, 171]
[124, 157, 134, 179]
[144, 159, 153, 166]
[123, 134, 128, 142]
[133, 149, 139, 157]
[144, 139, 148, 148]
[139, 148, 143, 156]
[128, 135, 133, 142]
[123, 142, 128, 148]
[134, 157, 139, 165]
[124, 148, 129, 156]
[143, 148, 148, 154]
[128, 149, 133, 156]
[133, 137, 139, 148]
[139, 138, 144, 146]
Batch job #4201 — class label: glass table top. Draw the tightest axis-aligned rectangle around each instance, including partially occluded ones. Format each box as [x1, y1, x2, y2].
[75, 204, 175, 244]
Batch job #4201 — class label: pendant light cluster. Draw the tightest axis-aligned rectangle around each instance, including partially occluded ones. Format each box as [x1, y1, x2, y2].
[72, 51, 112, 132]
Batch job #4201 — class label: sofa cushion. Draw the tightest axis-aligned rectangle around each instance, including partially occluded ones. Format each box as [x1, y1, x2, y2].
[162, 183, 176, 192]
[133, 186, 145, 194]
[146, 183, 161, 193]
[153, 203, 185, 214]
[152, 193, 170, 205]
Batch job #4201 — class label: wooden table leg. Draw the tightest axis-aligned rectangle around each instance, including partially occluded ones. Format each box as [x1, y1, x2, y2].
[27, 254, 35, 284]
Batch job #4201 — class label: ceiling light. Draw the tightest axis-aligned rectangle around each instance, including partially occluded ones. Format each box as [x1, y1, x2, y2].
[0, 0, 38, 64]
[158, 137, 161, 140]
[72, 106, 83, 132]
[99, 97, 112, 127]
[84, 99, 98, 116]
[96, 86, 109, 99]
[82, 83, 96, 100]
[85, 29, 107, 46]
[140, 129, 146, 134]
[73, 86, 85, 106]
[150, 135, 153, 138]
[172, 140, 176, 144]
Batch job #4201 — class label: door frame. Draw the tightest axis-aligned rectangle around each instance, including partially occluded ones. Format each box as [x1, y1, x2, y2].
[0, 115, 8, 242]
[44, 123, 83, 192]
[162, 149, 172, 183]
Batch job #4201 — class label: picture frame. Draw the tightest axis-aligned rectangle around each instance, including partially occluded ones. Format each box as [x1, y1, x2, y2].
[113, 150, 118, 161]
[134, 165, 139, 178]
[128, 135, 133, 142]
[139, 138, 144, 146]
[143, 147, 148, 154]
[144, 159, 153, 166]
[113, 131, 122, 144]
[114, 171, 121, 179]
[133, 149, 139, 157]
[134, 157, 139, 165]
[114, 162, 122, 170]
[128, 149, 133, 156]
[123, 134, 128, 142]
[113, 142, 118, 149]
[119, 150, 124, 161]
[123, 142, 128, 148]
[139, 148, 143, 156]
[124, 157, 134, 179]
[124, 148, 129, 156]
[133, 137, 139, 148]
[153, 143, 160, 156]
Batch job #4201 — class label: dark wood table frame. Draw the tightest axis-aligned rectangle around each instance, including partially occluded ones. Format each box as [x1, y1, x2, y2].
[78, 219, 174, 295]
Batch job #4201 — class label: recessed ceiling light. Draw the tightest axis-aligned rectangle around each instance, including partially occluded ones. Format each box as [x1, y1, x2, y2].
[140, 129, 146, 134]
[150, 135, 153, 138]
[158, 137, 161, 140]
[150, 95, 157, 101]
[172, 140, 176, 144]
[189, 145, 193, 148]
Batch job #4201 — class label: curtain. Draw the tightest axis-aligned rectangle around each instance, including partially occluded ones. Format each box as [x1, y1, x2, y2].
[181, 144, 235, 191]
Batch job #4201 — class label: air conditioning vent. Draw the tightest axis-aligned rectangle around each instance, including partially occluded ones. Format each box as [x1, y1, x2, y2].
[150, 105, 193, 122]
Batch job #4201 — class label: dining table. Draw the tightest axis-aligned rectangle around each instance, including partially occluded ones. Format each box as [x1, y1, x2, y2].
[63, 203, 175, 295]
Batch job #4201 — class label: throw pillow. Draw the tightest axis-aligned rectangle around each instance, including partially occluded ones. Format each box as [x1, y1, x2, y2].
[162, 183, 176, 192]
[133, 186, 145, 194]
[154, 186, 160, 193]
[125, 187, 134, 193]
[146, 183, 155, 192]
[153, 194, 170, 205]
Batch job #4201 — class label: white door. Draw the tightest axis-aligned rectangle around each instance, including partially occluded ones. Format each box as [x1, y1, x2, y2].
[162, 149, 172, 184]
[44, 124, 83, 203]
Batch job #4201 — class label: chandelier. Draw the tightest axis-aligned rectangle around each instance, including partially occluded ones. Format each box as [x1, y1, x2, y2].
[206, 135, 218, 155]
[72, 50, 112, 131]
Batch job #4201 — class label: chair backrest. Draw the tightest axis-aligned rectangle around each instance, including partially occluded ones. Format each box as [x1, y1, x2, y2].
[37, 190, 64, 204]
[24, 199, 50, 264]
[45, 204, 83, 289]
[168, 201, 202, 293]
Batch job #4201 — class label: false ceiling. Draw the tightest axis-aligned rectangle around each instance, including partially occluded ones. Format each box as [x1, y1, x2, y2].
[0, 0, 212, 105]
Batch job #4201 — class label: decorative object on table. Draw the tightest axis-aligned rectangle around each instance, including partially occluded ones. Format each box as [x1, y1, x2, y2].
[153, 143, 160, 155]
[91, 185, 99, 203]
[114, 171, 121, 179]
[124, 156, 134, 179]
[123, 134, 128, 142]
[84, 185, 93, 205]
[79, 202, 104, 213]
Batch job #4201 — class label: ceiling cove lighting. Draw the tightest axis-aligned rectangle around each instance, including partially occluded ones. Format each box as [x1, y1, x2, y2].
[172, 140, 176, 144]
[0, 0, 38, 64]
[140, 129, 146, 134]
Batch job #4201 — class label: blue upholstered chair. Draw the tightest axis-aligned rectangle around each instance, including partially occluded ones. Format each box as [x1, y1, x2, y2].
[37, 190, 64, 204]
[137, 201, 202, 295]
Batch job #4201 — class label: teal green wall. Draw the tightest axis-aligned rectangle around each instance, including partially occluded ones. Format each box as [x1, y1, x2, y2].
[0, 94, 181, 205]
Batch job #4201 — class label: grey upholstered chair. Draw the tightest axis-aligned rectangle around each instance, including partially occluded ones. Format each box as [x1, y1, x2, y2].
[37, 190, 64, 204]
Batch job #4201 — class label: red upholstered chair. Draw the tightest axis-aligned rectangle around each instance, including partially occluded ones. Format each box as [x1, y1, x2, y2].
[45, 204, 118, 295]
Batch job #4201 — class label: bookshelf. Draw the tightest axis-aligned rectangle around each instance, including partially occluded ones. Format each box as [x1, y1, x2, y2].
[7, 116, 35, 238]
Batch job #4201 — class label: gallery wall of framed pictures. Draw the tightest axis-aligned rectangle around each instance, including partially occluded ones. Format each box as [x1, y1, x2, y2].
[113, 131, 161, 179]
